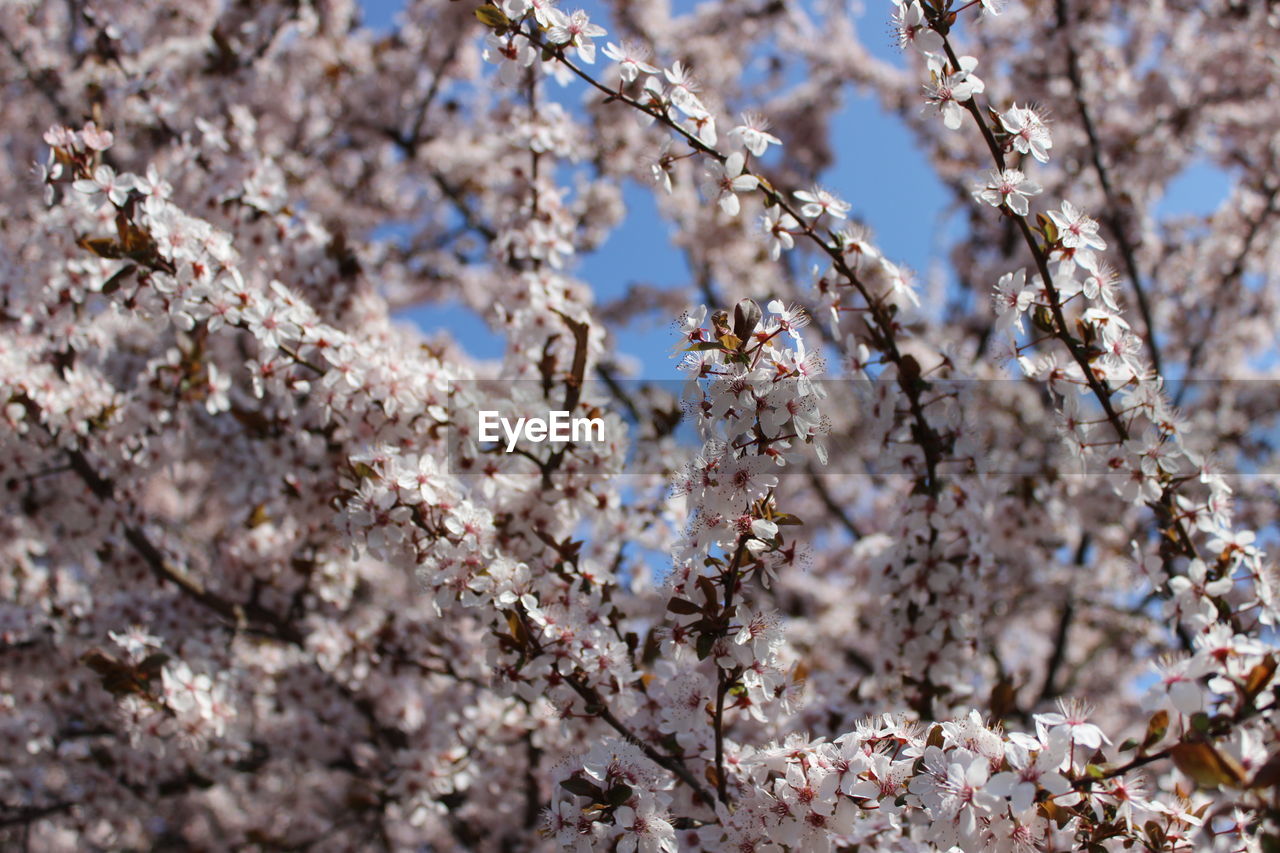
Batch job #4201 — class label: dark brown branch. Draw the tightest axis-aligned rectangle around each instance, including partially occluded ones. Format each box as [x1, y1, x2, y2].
[807, 465, 861, 540]
[1037, 534, 1089, 705]
[1056, 0, 1162, 376]
[64, 447, 304, 644]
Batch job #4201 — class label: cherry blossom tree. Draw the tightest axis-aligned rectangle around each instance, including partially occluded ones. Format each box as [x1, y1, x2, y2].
[2, 0, 1279, 850]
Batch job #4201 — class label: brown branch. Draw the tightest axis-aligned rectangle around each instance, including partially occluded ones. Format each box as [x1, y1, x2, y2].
[1037, 533, 1089, 705]
[514, 604, 714, 806]
[712, 536, 749, 803]
[940, 36, 1129, 444]
[63, 447, 303, 644]
[1055, 0, 1162, 376]
[516, 25, 949, 495]
[1172, 182, 1279, 407]
[807, 464, 862, 540]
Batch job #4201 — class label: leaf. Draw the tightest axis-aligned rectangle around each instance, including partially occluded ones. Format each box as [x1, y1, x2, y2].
[351, 462, 379, 480]
[247, 503, 270, 528]
[1142, 710, 1169, 750]
[1038, 798, 1074, 829]
[665, 597, 702, 615]
[560, 776, 603, 800]
[1170, 741, 1247, 789]
[704, 765, 720, 789]
[606, 783, 633, 806]
[78, 237, 123, 259]
[1032, 305, 1055, 333]
[474, 5, 511, 29]
[695, 575, 718, 604]
[1243, 654, 1277, 702]
[898, 354, 921, 384]
[685, 341, 723, 352]
[732, 298, 762, 342]
[100, 264, 136, 295]
[1248, 751, 1280, 790]
[506, 611, 527, 645]
[988, 679, 1017, 719]
[136, 652, 170, 682]
[1037, 212, 1059, 244]
[81, 649, 149, 698]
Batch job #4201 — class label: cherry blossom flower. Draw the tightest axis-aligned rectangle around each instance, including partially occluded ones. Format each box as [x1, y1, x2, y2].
[72, 164, 133, 209]
[663, 62, 708, 118]
[602, 41, 657, 83]
[987, 734, 1072, 812]
[892, 0, 944, 54]
[1048, 200, 1107, 251]
[613, 805, 676, 853]
[8, 6, 1280, 851]
[924, 56, 985, 130]
[545, 9, 607, 64]
[80, 121, 114, 151]
[793, 185, 851, 220]
[1000, 104, 1053, 163]
[992, 267, 1032, 335]
[974, 168, 1042, 216]
[701, 152, 758, 216]
[730, 112, 782, 156]
[761, 207, 798, 258]
[1036, 698, 1110, 750]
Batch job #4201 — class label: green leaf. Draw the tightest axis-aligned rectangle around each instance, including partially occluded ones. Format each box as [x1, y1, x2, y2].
[1037, 212, 1059, 244]
[717, 332, 743, 351]
[474, 5, 511, 29]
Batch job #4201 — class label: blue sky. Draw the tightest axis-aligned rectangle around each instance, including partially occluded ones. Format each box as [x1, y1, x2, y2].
[363, 0, 1230, 379]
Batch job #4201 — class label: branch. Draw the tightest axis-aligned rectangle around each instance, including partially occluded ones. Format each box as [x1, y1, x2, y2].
[1055, 0, 1162, 376]
[807, 464, 862, 540]
[1037, 534, 1089, 705]
[1172, 182, 1279, 407]
[514, 604, 715, 806]
[512, 27, 949, 495]
[63, 447, 304, 645]
[712, 536, 749, 803]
